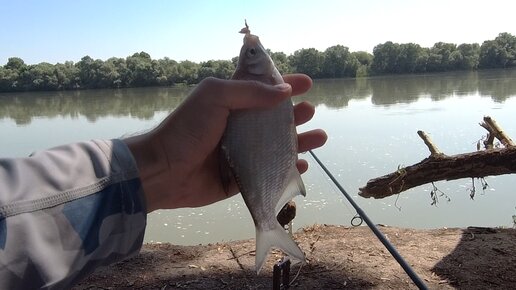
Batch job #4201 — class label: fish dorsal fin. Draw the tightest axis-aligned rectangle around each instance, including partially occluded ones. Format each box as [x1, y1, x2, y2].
[274, 165, 306, 215]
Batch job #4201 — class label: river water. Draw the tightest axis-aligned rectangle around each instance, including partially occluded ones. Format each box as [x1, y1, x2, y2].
[1, 69, 516, 245]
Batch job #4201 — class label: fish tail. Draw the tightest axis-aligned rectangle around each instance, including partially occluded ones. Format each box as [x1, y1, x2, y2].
[255, 224, 306, 274]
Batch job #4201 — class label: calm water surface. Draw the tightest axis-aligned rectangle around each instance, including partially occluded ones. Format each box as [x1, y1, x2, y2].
[1, 69, 516, 245]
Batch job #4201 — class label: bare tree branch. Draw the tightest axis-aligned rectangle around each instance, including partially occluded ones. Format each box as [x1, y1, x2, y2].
[359, 116, 516, 199]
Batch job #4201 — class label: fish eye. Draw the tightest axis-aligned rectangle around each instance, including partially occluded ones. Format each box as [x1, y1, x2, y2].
[247, 48, 257, 57]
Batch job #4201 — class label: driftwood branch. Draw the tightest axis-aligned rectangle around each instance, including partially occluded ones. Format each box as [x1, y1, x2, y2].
[480, 116, 515, 147]
[359, 116, 516, 199]
[417, 130, 442, 156]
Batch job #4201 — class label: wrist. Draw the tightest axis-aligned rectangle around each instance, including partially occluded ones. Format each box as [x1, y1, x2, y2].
[123, 132, 168, 213]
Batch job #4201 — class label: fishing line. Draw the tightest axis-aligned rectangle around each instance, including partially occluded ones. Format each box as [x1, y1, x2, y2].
[308, 149, 428, 290]
[289, 264, 303, 286]
[304, 152, 358, 225]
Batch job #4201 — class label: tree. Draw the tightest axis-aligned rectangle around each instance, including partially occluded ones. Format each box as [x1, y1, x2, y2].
[5, 57, 26, 72]
[76, 56, 104, 88]
[213, 60, 234, 79]
[370, 41, 401, 74]
[397, 43, 426, 73]
[1, 32, 515, 92]
[231, 56, 239, 68]
[289, 48, 323, 78]
[54, 61, 80, 89]
[454, 43, 480, 70]
[498, 32, 516, 67]
[479, 33, 516, 68]
[197, 60, 216, 81]
[0, 66, 14, 91]
[155, 57, 178, 85]
[269, 51, 292, 74]
[321, 45, 358, 78]
[97, 58, 123, 88]
[352, 51, 373, 67]
[24, 62, 59, 90]
[176, 60, 199, 85]
[196, 60, 233, 82]
[125, 52, 157, 87]
[414, 47, 429, 73]
[0, 57, 28, 91]
[427, 42, 457, 72]
[352, 51, 373, 77]
[1, 67, 18, 91]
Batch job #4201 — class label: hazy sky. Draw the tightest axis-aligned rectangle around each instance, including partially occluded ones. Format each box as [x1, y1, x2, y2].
[1, 0, 515, 65]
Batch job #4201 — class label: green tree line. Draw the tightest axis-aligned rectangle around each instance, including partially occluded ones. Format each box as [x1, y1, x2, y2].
[1, 32, 514, 92]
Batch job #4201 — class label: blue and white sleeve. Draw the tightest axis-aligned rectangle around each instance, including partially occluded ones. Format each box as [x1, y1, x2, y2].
[0, 139, 147, 289]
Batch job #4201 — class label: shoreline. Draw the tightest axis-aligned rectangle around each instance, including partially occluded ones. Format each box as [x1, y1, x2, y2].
[75, 224, 516, 289]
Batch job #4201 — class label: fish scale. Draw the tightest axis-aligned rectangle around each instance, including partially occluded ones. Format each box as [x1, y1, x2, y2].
[221, 24, 306, 273]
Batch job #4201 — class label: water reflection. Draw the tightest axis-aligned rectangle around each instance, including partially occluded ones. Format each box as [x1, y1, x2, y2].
[298, 68, 516, 106]
[1, 68, 515, 124]
[0, 86, 189, 125]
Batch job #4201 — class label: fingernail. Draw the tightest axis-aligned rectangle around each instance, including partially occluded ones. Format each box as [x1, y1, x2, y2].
[274, 83, 291, 91]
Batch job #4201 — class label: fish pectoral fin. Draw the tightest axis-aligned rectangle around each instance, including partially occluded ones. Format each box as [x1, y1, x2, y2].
[255, 223, 306, 274]
[274, 166, 306, 215]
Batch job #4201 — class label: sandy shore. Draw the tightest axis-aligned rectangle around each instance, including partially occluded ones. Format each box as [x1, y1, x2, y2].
[75, 224, 516, 289]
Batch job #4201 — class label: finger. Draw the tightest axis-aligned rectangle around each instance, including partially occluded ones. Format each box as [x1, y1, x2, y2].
[298, 129, 328, 153]
[296, 159, 309, 174]
[294, 102, 315, 126]
[283, 74, 313, 96]
[198, 77, 292, 110]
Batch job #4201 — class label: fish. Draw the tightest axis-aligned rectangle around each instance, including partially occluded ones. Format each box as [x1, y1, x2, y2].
[221, 22, 307, 273]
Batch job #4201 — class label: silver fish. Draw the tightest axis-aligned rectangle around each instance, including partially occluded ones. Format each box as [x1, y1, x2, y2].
[221, 23, 306, 273]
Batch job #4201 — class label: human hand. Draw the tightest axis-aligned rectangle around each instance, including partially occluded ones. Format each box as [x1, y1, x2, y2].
[124, 74, 327, 212]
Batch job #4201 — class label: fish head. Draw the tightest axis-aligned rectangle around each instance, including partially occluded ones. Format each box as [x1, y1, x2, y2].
[233, 33, 281, 84]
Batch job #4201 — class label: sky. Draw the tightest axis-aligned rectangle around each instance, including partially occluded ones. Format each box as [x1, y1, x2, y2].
[1, 0, 515, 65]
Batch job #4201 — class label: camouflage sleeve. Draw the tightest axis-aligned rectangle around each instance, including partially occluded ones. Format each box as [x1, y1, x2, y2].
[0, 139, 147, 289]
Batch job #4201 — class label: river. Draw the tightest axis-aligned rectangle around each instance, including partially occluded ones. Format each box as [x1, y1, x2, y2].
[1, 69, 516, 245]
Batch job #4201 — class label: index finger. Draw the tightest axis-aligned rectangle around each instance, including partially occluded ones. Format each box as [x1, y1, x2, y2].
[197, 77, 292, 110]
[283, 74, 312, 96]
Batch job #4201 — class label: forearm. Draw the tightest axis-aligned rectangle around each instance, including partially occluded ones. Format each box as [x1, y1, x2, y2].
[123, 132, 170, 213]
[123, 127, 201, 212]
[0, 139, 147, 289]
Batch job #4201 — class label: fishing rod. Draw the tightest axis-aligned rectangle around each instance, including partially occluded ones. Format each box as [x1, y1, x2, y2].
[308, 150, 429, 290]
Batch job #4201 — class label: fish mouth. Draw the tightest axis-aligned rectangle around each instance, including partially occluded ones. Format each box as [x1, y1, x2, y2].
[247, 71, 267, 78]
